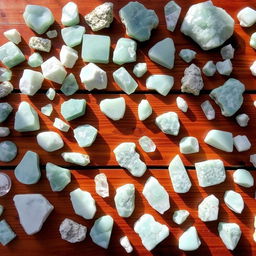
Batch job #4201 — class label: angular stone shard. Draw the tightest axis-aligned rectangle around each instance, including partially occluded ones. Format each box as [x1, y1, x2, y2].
[28, 53, 43, 68]
[164, 1, 181, 32]
[46, 30, 57, 39]
[120, 236, 133, 253]
[233, 135, 251, 152]
[41, 104, 53, 117]
[155, 112, 180, 136]
[13, 194, 54, 235]
[61, 2, 79, 26]
[4, 29, 21, 45]
[29, 37, 51, 53]
[133, 63, 147, 78]
[94, 173, 109, 198]
[61, 73, 78, 96]
[202, 61, 216, 77]
[224, 190, 244, 214]
[0, 102, 13, 123]
[73, 124, 98, 147]
[0, 68, 12, 82]
[173, 210, 189, 225]
[61, 25, 85, 48]
[237, 7, 256, 27]
[37, 131, 63, 152]
[181, 1, 234, 50]
[201, 100, 215, 120]
[46, 88, 55, 100]
[0, 220, 16, 245]
[221, 44, 235, 60]
[250, 32, 256, 49]
[216, 59, 233, 76]
[139, 136, 156, 153]
[198, 194, 219, 222]
[0, 141, 17, 162]
[236, 113, 249, 127]
[179, 49, 196, 63]
[61, 99, 86, 121]
[60, 45, 78, 68]
[179, 136, 199, 154]
[62, 152, 90, 166]
[179, 226, 201, 251]
[233, 169, 254, 188]
[176, 96, 188, 112]
[0, 81, 13, 98]
[138, 99, 152, 121]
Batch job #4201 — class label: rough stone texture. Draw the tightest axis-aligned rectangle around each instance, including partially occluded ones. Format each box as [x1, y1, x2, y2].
[216, 59, 233, 76]
[236, 113, 249, 127]
[29, 37, 51, 52]
[202, 61, 216, 76]
[155, 112, 180, 136]
[164, 1, 181, 32]
[0, 102, 13, 123]
[0, 141, 17, 162]
[179, 49, 196, 63]
[0, 220, 16, 245]
[221, 44, 235, 59]
[0, 81, 13, 98]
[94, 173, 109, 198]
[139, 136, 156, 153]
[0, 68, 12, 82]
[62, 152, 90, 166]
[198, 194, 219, 222]
[73, 124, 98, 147]
[173, 210, 189, 225]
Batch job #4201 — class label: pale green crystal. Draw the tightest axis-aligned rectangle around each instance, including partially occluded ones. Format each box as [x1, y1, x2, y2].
[173, 210, 189, 225]
[0, 141, 17, 162]
[61, 98, 86, 121]
[61, 2, 79, 26]
[0, 220, 16, 245]
[14, 151, 40, 185]
[179, 49, 196, 63]
[37, 131, 64, 152]
[46, 162, 71, 192]
[164, 1, 181, 32]
[61, 73, 78, 96]
[0, 103, 13, 123]
[0, 68, 12, 82]
[138, 99, 152, 121]
[3, 29, 21, 45]
[46, 88, 56, 100]
[179, 136, 199, 154]
[179, 226, 201, 251]
[202, 61, 216, 76]
[53, 118, 70, 132]
[28, 52, 43, 67]
[133, 63, 147, 78]
[46, 30, 57, 38]
[237, 7, 256, 27]
[41, 104, 53, 117]
[61, 26, 85, 47]
[73, 124, 98, 147]
[224, 190, 244, 214]
[61, 152, 90, 166]
[155, 112, 180, 136]
[233, 169, 254, 188]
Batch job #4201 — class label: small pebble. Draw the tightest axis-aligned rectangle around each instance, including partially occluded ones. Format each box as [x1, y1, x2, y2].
[139, 136, 156, 153]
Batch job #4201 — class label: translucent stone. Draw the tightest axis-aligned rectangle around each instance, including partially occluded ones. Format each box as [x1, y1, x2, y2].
[61, 98, 86, 121]
[82, 34, 110, 63]
[181, 1, 234, 50]
[113, 38, 137, 65]
[37, 131, 64, 152]
[0, 141, 17, 162]
[19, 69, 44, 96]
[61, 152, 90, 166]
[53, 118, 70, 132]
[176, 96, 188, 112]
[14, 101, 40, 132]
[148, 38, 175, 69]
[218, 222, 241, 250]
[250, 32, 256, 49]
[46, 87, 56, 99]
[168, 154, 191, 193]
[61, 73, 78, 96]
[90, 215, 113, 249]
[146, 74, 174, 96]
[133, 63, 147, 78]
[114, 184, 135, 217]
[173, 210, 189, 225]
[0, 173, 12, 196]
[73, 124, 98, 147]
[210, 78, 245, 117]
[61, 2, 79, 26]
[113, 67, 138, 94]
[179, 49, 196, 63]
[236, 113, 249, 127]
[61, 25, 85, 47]
[41, 104, 53, 117]
[134, 214, 169, 251]
[28, 52, 43, 67]
[46, 162, 71, 192]
[84, 2, 113, 31]
[23, 5, 54, 34]
[94, 173, 109, 198]
[233, 169, 254, 188]
[60, 45, 78, 68]
[0, 102, 13, 123]
[178, 226, 201, 251]
[164, 1, 181, 32]
[14, 194, 54, 235]
[46, 30, 57, 39]
[179, 136, 199, 154]
[195, 159, 226, 187]
[29, 36, 51, 52]
[0, 81, 13, 98]
[202, 61, 216, 76]
[0, 68, 12, 82]
[113, 142, 147, 177]
[0, 220, 16, 245]
[0, 42, 25, 68]
[221, 44, 234, 60]
[233, 135, 251, 152]
[0, 127, 10, 137]
[155, 111, 180, 136]
[138, 99, 152, 121]
[224, 190, 244, 214]
[201, 100, 215, 120]
[3, 29, 21, 44]
[14, 151, 40, 185]
[237, 7, 256, 27]
[198, 194, 219, 222]
[139, 136, 156, 153]
[181, 64, 204, 96]
[216, 59, 233, 76]
[80, 63, 107, 91]
[120, 236, 133, 253]
[143, 176, 170, 214]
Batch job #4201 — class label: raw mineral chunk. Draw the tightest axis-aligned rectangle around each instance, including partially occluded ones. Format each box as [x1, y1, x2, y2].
[250, 61, 256, 76]
[204, 129, 233, 152]
[216, 59, 233, 76]
[46, 88, 56, 100]
[224, 190, 244, 214]
[179, 49, 196, 63]
[250, 32, 256, 49]
[29, 36, 51, 52]
[143, 176, 170, 214]
[133, 63, 147, 78]
[0, 102, 13, 123]
[61, 73, 78, 96]
[237, 7, 256, 27]
[13, 194, 54, 235]
[195, 159, 226, 187]
[181, 1, 234, 50]
[210, 78, 245, 116]
[114, 184, 135, 218]
[70, 188, 96, 219]
[138, 99, 152, 121]
[53, 118, 70, 132]
[61, 152, 90, 166]
[0, 141, 17, 162]
[37, 131, 64, 152]
[23, 5, 54, 34]
[90, 215, 113, 249]
[94, 173, 109, 198]
[61, 2, 79, 26]
[119, 2, 159, 42]
[221, 44, 235, 60]
[139, 136, 156, 153]
[233, 135, 251, 152]
[236, 113, 249, 127]
[134, 214, 169, 251]
[14, 101, 40, 132]
[176, 97, 188, 112]
[155, 112, 180, 136]
[201, 100, 215, 120]
[146, 75, 174, 96]
[61, 26, 85, 47]
[85, 2, 113, 31]
[148, 38, 175, 69]
[0, 81, 13, 98]
[198, 195, 219, 222]
[164, 1, 181, 32]
[113, 67, 138, 94]
[114, 142, 146, 177]
[113, 38, 137, 65]
[0, 127, 10, 137]
[0, 68, 12, 82]
[46, 30, 57, 39]
[0, 220, 16, 245]
[28, 52, 43, 67]
[179, 226, 201, 251]
[14, 151, 40, 185]
[59, 218, 86, 243]
[120, 236, 133, 253]
[100, 97, 126, 120]
[60, 45, 78, 68]
[46, 162, 71, 192]
[181, 64, 204, 96]
[73, 124, 98, 147]
[202, 61, 216, 76]
[4, 29, 21, 44]
[233, 169, 254, 188]
[218, 222, 241, 250]
[61, 98, 86, 121]
[168, 154, 191, 193]
[179, 136, 199, 154]
[173, 210, 189, 225]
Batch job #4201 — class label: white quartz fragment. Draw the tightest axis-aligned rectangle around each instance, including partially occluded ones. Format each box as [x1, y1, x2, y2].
[4, 29, 21, 44]
[138, 99, 152, 121]
[179, 226, 201, 251]
[237, 7, 256, 27]
[0, 127, 10, 137]
[250, 154, 256, 167]
[100, 97, 126, 120]
[60, 45, 78, 68]
[176, 96, 188, 112]
[221, 44, 235, 60]
[173, 210, 189, 225]
[216, 59, 233, 76]
[46, 30, 57, 39]
[250, 61, 256, 76]
[155, 112, 180, 136]
[198, 194, 219, 222]
[233, 135, 251, 152]
[236, 113, 249, 127]
[224, 190, 244, 214]
[120, 236, 133, 253]
[94, 173, 109, 198]
[139, 136, 156, 153]
[164, 1, 181, 32]
[233, 169, 254, 188]
[53, 118, 70, 132]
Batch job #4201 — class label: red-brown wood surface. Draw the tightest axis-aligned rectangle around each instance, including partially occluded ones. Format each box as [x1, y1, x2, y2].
[0, 0, 256, 255]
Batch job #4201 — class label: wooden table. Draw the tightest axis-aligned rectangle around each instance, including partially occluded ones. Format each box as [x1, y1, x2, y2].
[0, 0, 256, 255]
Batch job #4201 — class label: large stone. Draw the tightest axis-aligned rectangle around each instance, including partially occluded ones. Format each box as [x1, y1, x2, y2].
[164, 1, 181, 32]
[37, 131, 64, 152]
[198, 194, 219, 222]
[178, 226, 201, 251]
[155, 112, 180, 136]
[61, 98, 86, 121]
[61, 26, 85, 48]
[233, 169, 254, 188]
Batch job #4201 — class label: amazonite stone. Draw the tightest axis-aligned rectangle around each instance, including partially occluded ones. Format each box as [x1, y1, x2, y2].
[60, 45, 78, 68]
[201, 100, 215, 120]
[61, 99, 86, 121]
[90, 215, 113, 249]
[53, 118, 70, 132]
[202, 61, 216, 76]
[173, 210, 189, 225]
[216, 59, 233, 76]
[179, 226, 201, 251]
[113, 67, 138, 94]
[179, 49, 196, 63]
[181, 1, 234, 50]
[46, 162, 71, 192]
[198, 194, 219, 222]
[74, 124, 98, 147]
[61, 26, 85, 48]
[114, 184, 135, 218]
[224, 190, 244, 214]
[237, 7, 256, 27]
[46, 30, 57, 39]
[221, 44, 234, 60]
[204, 129, 233, 152]
[155, 112, 180, 136]
[0, 127, 10, 137]
[0, 220, 16, 245]
[0, 68, 12, 82]
[233, 169, 254, 188]
[0, 42, 25, 68]
[146, 75, 174, 96]
[164, 1, 181, 32]
[28, 52, 43, 67]
[37, 131, 64, 152]
[14, 151, 40, 185]
[61, 73, 78, 96]
[139, 136, 156, 153]
[134, 214, 169, 251]
[0, 103, 12, 123]
[14, 102, 40, 132]
[148, 38, 175, 69]
[82, 34, 110, 63]
[233, 135, 251, 152]
[0, 81, 13, 98]
[176, 97, 188, 112]
[61, 152, 90, 166]
[23, 5, 54, 34]
[0, 141, 17, 162]
[138, 99, 152, 121]
[41, 104, 53, 117]
[180, 136, 199, 154]
[4, 29, 21, 44]
[46, 88, 56, 101]
[133, 62, 147, 78]
[119, 2, 159, 42]
[236, 113, 249, 127]
[113, 38, 137, 65]
[61, 2, 79, 26]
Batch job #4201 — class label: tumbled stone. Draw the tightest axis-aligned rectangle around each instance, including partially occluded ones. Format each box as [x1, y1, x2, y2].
[179, 226, 201, 251]
[236, 113, 249, 127]
[46, 30, 57, 38]
[224, 190, 244, 214]
[120, 236, 133, 253]
[37, 131, 64, 152]
[179, 136, 199, 154]
[0, 220, 16, 245]
[233, 135, 251, 152]
[4, 29, 21, 44]
[233, 169, 254, 188]
[164, 1, 181, 32]
[0, 141, 17, 162]
[198, 194, 219, 222]
[138, 99, 152, 121]
[0, 102, 13, 123]
[139, 136, 156, 153]
[29, 36, 51, 53]
[46, 88, 56, 101]
[221, 44, 235, 60]
[61, 73, 78, 96]
[0, 127, 10, 137]
[62, 152, 90, 166]
[216, 59, 233, 76]
[94, 173, 109, 198]
[237, 7, 256, 27]
[53, 118, 70, 132]
[61, 2, 79, 26]
[173, 210, 189, 225]
[0, 68, 12, 82]
[133, 62, 147, 78]
[61, 26, 85, 48]
[155, 112, 180, 136]
[201, 100, 215, 120]
[60, 45, 78, 68]
[73, 124, 98, 147]
[28, 52, 43, 67]
[179, 49, 196, 63]
[41, 104, 53, 117]
[0, 81, 13, 98]
[202, 61, 216, 76]
[61, 98, 86, 121]
[176, 97, 188, 112]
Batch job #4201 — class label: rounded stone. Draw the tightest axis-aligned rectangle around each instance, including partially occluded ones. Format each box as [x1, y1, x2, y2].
[0, 141, 17, 162]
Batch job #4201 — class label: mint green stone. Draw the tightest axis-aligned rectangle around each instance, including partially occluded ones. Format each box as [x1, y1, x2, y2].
[73, 124, 98, 147]
[41, 104, 53, 116]
[0, 68, 12, 82]
[0, 103, 13, 123]
[179, 226, 201, 251]
[46, 162, 71, 192]
[82, 34, 110, 64]
[46, 88, 56, 100]
[37, 131, 64, 152]
[61, 99, 86, 121]
[179, 49, 196, 63]
[28, 52, 43, 67]
[0, 141, 17, 162]
[133, 63, 147, 78]
[23, 5, 54, 35]
[0, 42, 25, 68]
[0, 220, 16, 246]
[62, 152, 90, 166]
[53, 118, 70, 132]
[202, 61, 216, 76]
[61, 73, 78, 96]
[61, 26, 85, 47]
[61, 2, 79, 26]
[146, 75, 174, 96]
[233, 169, 254, 188]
